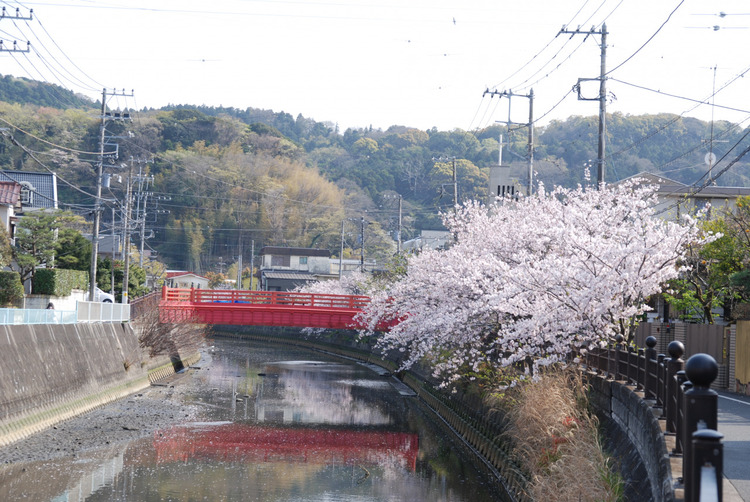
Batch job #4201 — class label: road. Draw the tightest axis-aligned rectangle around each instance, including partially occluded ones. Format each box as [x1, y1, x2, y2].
[718, 391, 750, 501]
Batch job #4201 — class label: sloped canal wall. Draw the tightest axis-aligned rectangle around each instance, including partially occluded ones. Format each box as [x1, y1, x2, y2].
[0, 322, 199, 447]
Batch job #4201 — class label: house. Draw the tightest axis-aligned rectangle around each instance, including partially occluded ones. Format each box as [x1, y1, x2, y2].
[259, 247, 336, 291]
[329, 257, 377, 277]
[618, 172, 750, 220]
[165, 271, 209, 289]
[0, 181, 21, 243]
[0, 170, 59, 212]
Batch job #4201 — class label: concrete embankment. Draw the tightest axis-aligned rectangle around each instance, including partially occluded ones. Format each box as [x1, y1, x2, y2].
[0, 322, 199, 447]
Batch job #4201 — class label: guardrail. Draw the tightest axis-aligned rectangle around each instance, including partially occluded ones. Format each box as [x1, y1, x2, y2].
[0, 308, 77, 324]
[0, 301, 130, 325]
[583, 337, 723, 502]
[161, 286, 370, 309]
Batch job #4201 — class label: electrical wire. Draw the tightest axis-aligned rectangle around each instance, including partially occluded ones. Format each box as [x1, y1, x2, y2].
[605, 0, 685, 76]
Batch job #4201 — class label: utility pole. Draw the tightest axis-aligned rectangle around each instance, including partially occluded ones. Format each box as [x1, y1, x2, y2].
[339, 219, 345, 280]
[0, 7, 32, 56]
[383, 193, 403, 253]
[432, 156, 458, 206]
[484, 88, 535, 195]
[122, 157, 150, 303]
[561, 23, 608, 187]
[249, 240, 255, 290]
[360, 216, 365, 272]
[236, 233, 243, 290]
[89, 88, 133, 303]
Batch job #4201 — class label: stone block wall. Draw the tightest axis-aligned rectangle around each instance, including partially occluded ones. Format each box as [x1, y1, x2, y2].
[588, 375, 675, 502]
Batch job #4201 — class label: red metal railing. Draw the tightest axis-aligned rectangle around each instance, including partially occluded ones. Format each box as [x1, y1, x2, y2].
[161, 286, 370, 309]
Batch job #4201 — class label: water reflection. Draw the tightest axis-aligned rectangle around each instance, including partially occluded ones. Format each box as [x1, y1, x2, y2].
[154, 422, 418, 470]
[0, 340, 501, 501]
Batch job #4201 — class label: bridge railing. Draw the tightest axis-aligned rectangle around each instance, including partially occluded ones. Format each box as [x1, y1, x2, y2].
[582, 336, 723, 502]
[161, 286, 370, 309]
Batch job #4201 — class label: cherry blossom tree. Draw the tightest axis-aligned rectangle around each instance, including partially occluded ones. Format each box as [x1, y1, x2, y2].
[359, 180, 708, 383]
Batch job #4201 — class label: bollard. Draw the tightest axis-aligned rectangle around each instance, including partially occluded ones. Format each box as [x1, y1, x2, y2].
[682, 353, 719, 502]
[691, 429, 723, 502]
[665, 341, 685, 433]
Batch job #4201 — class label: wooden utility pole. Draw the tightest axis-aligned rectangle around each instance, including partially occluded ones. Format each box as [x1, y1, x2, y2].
[562, 23, 608, 187]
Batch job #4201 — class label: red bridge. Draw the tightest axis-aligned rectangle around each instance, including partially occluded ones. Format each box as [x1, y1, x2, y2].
[159, 287, 374, 329]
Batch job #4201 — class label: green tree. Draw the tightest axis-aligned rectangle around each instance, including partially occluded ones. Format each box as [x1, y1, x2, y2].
[13, 210, 87, 283]
[0, 224, 13, 267]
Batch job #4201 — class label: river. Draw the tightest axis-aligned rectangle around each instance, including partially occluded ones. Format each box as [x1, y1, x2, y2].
[0, 337, 505, 501]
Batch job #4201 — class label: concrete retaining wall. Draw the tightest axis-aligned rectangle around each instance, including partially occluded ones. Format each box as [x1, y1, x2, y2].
[0, 322, 199, 447]
[588, 376, 675, 502]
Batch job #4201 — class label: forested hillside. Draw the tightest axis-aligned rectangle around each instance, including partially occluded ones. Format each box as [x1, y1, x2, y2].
[1, 76, 749, 274]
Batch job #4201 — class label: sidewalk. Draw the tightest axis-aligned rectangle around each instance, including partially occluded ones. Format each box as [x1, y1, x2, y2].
[718, 391, 750, 502]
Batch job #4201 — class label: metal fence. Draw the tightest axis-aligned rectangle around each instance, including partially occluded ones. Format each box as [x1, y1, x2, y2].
[583, 337, 723, 502]
[0, 301, 130, 325]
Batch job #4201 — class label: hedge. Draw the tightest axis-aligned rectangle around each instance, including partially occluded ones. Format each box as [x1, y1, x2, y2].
[32, 268, 88, 296]
[0, 271, 24, 307]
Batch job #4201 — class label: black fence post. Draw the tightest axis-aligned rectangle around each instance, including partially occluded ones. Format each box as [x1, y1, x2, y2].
[691, 429, 723, 502]
[657, 353, 667, 411]
[645, 336, 658, 400]
[683, 353, 719, 502]
[665, 341, 685, 434]
[675, 373, 690, 456]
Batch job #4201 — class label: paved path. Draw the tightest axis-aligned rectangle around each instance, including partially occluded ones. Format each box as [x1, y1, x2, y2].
[718, 391, 750, 501]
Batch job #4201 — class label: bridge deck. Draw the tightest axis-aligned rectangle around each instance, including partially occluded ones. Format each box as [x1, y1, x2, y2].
[159, 287, 372, 329]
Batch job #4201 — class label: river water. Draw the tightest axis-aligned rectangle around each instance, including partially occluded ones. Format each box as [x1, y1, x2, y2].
[1, 337, 504, 501]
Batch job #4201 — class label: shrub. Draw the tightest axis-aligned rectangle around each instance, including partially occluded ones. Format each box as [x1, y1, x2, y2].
[32, 268, 88, 296]
[0, 271, 24, 307]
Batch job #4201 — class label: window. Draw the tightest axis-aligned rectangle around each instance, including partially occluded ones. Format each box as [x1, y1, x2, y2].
[20, 182, 34, 205]
[299, 257, 308, 265]
[271, 255, 290, 267]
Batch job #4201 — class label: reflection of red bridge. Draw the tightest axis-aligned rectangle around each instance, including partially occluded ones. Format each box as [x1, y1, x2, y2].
[154, 423, 418, 470]
[159, 287, 373, 329]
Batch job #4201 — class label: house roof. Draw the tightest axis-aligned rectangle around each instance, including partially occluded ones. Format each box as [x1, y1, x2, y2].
[260, 246, 331, 257]
[0, 170, 58, 209]
[0, 181, 21, 206]
[617, 172, 750, 198]
[262, 271, 317, 281]
[166, 271, 208, 280]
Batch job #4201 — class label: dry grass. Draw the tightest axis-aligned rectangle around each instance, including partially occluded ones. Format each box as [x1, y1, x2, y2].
[500, 369, 624, 502]
[133, 305, 209, 359]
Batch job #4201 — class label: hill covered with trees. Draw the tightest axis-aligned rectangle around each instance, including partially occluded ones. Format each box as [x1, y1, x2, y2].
[1, 76, 749, 275]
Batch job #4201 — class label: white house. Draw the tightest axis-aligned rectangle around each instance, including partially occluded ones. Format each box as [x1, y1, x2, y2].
[165, 271, 209, 289]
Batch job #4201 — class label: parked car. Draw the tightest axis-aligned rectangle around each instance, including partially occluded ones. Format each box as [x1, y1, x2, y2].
[91, 287, 114, 303]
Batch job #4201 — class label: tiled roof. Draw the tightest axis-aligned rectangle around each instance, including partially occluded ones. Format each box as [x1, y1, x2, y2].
[0, 181, 20, 205]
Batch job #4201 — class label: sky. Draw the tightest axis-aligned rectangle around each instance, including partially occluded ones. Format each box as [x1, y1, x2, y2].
[1, 0, 749, 133]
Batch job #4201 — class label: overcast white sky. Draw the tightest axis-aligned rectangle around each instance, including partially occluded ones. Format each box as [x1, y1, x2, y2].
[1, 0, 749, 132]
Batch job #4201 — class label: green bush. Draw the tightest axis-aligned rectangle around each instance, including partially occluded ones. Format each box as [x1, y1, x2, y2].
[32, 268, 88, 296]
[0, 271, 24, 307]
